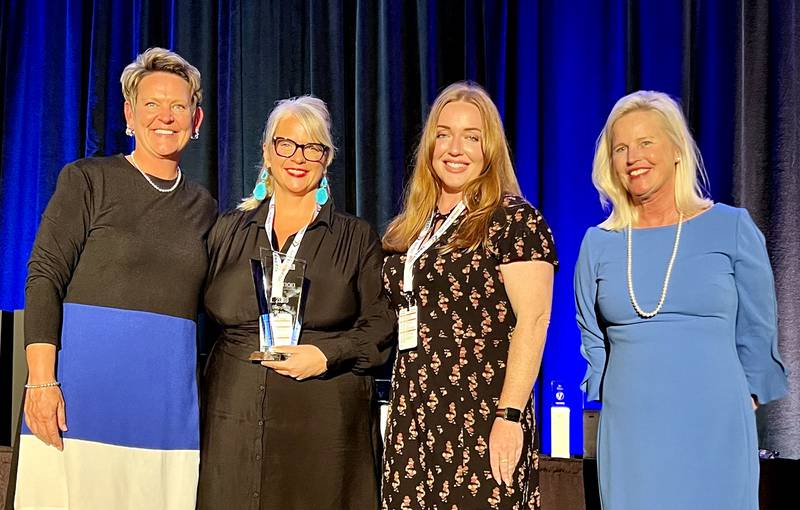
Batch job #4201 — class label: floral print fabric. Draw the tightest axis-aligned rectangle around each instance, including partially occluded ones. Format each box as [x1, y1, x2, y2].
[381, 195, 558, 510]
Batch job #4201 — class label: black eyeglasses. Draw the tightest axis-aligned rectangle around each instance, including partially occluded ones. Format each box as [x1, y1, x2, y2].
[272, 137, 329, 163]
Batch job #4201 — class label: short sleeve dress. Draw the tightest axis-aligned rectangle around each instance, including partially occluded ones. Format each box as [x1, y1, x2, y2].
[574, 203, 788, 510]
[381, 195, 558, 510]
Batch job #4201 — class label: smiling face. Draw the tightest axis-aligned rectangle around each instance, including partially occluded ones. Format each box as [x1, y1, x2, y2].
[432, 101, 485, 197]
[124, 71, 202, 164]
[263, 115, 326, 198]
[611, 109, 680, 205]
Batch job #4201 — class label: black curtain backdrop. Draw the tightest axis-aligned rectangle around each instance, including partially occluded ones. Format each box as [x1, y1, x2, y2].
[733, 0, 800, 460]
[0, 0, 798, 458]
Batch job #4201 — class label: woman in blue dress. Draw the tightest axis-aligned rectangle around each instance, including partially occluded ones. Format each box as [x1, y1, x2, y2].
[574, 90, 788, 510]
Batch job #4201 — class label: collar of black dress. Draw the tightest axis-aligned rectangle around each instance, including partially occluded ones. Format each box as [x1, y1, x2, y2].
[241, 196, 334, 232]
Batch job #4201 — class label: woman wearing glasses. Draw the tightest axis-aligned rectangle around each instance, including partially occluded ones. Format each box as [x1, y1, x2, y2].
[197, 96, 395, 510]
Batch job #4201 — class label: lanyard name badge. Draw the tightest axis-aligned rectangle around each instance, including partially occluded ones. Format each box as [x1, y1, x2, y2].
[264, 198, 319, 347]
[399, 202, 465, 351]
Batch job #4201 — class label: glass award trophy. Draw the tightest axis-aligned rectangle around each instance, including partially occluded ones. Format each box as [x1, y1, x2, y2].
[249, 247, 307, 361]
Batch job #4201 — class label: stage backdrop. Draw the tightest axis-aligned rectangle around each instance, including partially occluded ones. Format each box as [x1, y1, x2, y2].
[0, 0, 797, 458]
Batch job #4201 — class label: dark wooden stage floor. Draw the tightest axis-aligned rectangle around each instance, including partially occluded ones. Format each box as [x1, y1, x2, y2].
[2, 447, 796, 509]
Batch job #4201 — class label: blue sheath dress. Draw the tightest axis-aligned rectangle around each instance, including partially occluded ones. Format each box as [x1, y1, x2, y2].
[574, 204, 788, 510]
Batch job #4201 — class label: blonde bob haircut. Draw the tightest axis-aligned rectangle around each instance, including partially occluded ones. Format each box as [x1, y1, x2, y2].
[120, 47, 202, 109]
[382, 81, 521, 254]
[239, 95, 336, 211]
[593, 90, 712, 230]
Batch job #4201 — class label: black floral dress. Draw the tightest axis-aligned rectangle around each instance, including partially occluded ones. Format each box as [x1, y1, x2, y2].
[381, 195, 558, 510]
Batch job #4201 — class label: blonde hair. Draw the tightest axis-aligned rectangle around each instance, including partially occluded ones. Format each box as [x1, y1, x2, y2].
[592, 90, 712, 230]
[120, 47, 202, 108]
[382, 81, 521, 253]
[239, 95, 336, 211]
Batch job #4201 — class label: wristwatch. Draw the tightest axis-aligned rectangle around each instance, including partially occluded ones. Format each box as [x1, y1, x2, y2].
[495, 407, 522, 423]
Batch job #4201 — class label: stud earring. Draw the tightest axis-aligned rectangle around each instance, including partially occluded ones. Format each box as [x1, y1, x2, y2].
[125, 127, 134, 137]
[315, 175, 330, 205]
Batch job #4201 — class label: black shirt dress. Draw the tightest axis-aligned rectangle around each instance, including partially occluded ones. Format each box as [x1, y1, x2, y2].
[198, 198, 395, 510]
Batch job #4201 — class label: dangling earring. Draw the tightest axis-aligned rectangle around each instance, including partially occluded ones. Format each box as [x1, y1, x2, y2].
[125, 127, 134, 137]
[253, 168, 269, 201]
[315, 175, 330, 205]
[191, 131, 199, 140]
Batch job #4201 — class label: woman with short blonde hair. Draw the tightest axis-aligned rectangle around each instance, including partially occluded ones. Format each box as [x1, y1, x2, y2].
[120, 46, 203, 109]
[15, 47, 215, 509]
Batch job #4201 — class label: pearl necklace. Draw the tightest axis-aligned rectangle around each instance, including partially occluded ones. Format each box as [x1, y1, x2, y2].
[626, 214, 683, 319]
[129, 152, 182, 193]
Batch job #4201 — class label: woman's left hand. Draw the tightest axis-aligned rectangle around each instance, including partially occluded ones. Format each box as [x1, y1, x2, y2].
[489, 417, 523, 487]
[262, 345, 328, 380]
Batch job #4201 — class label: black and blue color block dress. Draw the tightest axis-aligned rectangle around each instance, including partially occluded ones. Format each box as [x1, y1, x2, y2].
[14, 155, 216, 509]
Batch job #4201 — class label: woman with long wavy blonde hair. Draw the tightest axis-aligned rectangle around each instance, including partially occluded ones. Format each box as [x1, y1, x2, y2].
[383, 83, 521, 254]
[381, 81, 558, 510]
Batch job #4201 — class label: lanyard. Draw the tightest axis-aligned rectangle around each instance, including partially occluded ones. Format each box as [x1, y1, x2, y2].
[402, 201, 466, 298]
[264, 198, 320, 300]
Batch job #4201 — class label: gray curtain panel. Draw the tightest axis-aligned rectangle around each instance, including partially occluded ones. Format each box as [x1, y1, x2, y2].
[732, 0, 800, 459]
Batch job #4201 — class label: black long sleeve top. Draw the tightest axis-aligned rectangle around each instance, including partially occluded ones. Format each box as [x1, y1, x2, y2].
[25, 155, 217, 347]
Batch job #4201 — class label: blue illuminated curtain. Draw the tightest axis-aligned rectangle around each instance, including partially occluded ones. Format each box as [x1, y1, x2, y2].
[1, 0, 798, 458]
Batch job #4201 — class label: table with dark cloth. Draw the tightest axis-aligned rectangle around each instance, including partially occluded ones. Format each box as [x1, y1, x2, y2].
[538, 455, 798, 510]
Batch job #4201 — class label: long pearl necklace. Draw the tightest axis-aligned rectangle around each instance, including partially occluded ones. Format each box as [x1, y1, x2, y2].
[129, 152, 182, 193]
[626, 214, 683, 319]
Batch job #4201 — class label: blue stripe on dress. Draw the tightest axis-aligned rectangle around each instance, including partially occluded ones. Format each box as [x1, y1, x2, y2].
[22, 303, 199, 450]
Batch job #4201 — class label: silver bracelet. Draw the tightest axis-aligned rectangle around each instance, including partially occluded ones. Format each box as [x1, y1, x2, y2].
[24, 381, 61, 389]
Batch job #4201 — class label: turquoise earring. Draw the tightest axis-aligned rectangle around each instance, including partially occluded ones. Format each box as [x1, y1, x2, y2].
[253, 182, 267, 201]
[315, 175, 330, 205]
[253, 168, 269, 200]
